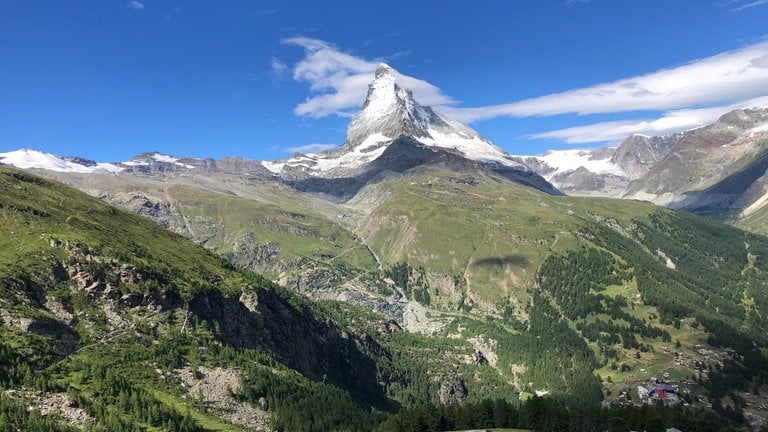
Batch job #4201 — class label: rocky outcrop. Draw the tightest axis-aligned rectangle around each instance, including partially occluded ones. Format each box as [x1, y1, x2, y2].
[611, 133, 680, 179]
[438, 375, 467, 406]
[188, 287, 393, 410]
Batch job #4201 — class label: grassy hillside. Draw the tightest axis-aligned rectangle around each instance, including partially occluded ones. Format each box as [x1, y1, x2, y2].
[353, 166, 768, 421]
[45, 171, 381, 294]
[356, 169, 659, 309]
[0, 167, 491, 431]
[736, 194, 768, 236]
[13, 163, 768, 429]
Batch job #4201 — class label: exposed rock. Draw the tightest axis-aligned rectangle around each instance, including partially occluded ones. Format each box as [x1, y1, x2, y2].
[19, 391, 97, 429]
[438, 375, 467, 406]
[550, 166, 629, 197]
[625, 108, 768, 216]
[188, 288, 392, 409]
[611, 133, 680, 178]
[472, 350, 488, 365]
[176, 366, 271, 431]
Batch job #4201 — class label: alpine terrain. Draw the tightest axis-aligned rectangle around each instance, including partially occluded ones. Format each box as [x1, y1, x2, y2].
[3, 64, 768, 431]
[518, 108, 768, 237]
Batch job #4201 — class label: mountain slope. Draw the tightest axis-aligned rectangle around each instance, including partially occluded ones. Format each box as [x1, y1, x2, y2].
[1, 166, 513, 431]
[517, 108, 768, 239]
[341, 164, 768, 427]
[625, 109, 768, 211]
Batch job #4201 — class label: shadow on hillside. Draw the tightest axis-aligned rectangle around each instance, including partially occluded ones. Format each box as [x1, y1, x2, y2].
[677, 149, 768, 215]
[471, 254, 529, 268]
[189, 287, 397, 412]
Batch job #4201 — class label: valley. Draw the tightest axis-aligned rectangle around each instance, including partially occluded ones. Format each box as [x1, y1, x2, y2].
[2, 62, 768, 431]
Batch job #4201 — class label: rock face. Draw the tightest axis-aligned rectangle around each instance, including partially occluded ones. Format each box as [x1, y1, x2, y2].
[517, 134, 681, 197]
[345, 63, 437, 148]
[189, 287, 391, 409]
[438, 375, 467, 405]
[624, 108, 768, 215]
[516, 148, 630, 197]
[611, 133, 681, 179]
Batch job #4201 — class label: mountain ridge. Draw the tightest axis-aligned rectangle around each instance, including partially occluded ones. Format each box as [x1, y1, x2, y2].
[1, 66, 558, 199]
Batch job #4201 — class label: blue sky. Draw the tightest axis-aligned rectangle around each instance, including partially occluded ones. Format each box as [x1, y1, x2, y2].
[1, 0, 767, 162]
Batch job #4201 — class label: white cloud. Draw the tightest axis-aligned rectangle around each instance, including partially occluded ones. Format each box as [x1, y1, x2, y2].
[282, 37, 768, 147]
[286, 143, 337, 154]
[126, 1, 144, 12]
[270, 57, 288, 80]
[255, 7, 282, 16]
[282, 37, 454, 118]
[751, 54, 768, 68]
[732, 0, 768, 11]
[443, 41, 768, 122]
[530, 95, 768, 144]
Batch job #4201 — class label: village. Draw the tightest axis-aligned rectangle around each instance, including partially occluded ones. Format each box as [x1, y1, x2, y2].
[607, 344, 768, 430]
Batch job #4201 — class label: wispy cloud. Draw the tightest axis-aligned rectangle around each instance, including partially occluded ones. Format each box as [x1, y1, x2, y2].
[286, 143, 337, 154]
[731, 0, 768, 11]
[126, 1, 144, 12]
[444, 41, 768, 122]
[281, 37, 454, 117]
[531, 95, 768, 144]
[270, 57, 288, 80]
[255, 7, 282, 16]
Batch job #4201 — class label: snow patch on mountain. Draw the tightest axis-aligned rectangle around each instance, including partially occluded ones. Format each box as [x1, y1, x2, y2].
[122, 153, 197, 169]
[0, 149, 123, 173]
[525, 149, 626, 181]
[748, 123, 768, 137]
[263, 133, 391, 175]
[418, 127, 522, 167]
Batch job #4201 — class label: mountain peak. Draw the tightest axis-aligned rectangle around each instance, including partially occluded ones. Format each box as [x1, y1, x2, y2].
[345, 64, 430, 149]
[262, 64, 541, 193]
[345, 64, 517, 162]
[375, 62, 395, 78]
[261, 64, 532, 184]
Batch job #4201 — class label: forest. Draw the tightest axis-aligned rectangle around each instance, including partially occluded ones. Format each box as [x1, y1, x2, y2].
[375, 396, 756, 432]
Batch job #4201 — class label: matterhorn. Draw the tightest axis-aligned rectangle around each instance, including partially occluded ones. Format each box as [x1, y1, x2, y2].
[263, 63, 558, 199]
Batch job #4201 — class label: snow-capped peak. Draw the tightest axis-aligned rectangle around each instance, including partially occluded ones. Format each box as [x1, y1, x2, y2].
[333, 63, 525, 171]
[120, 152, 197, 169]
[344, 63, 433, 148]
[265, 63, 527, 177]
[0, 148, 123, 173]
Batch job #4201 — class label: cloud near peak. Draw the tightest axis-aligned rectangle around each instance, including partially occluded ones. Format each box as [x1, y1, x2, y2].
[286, 143, 338, 154]
[282, 37, 455, 118]
[281, 36, 768, 145]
